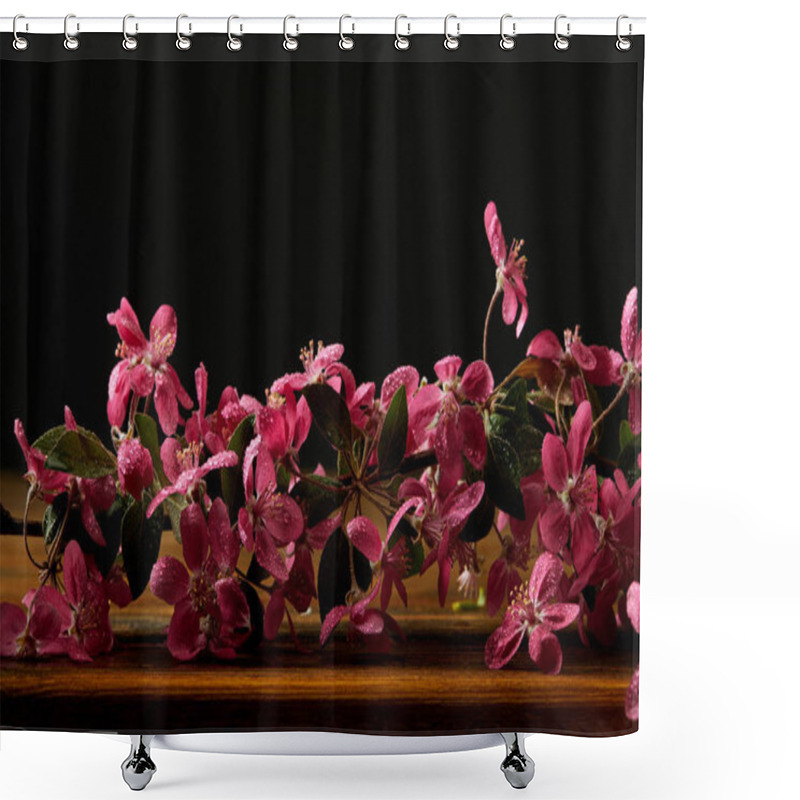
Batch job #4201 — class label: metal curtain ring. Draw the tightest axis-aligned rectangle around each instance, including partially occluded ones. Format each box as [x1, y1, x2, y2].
[122, 15, 138, 51]
[500, 14, 516, 50]
[395, 15, 410, 50]
[63, 13, 79, 51]
[444, 14, 460, 51]
[339, 14, 355, 50]
[616, 15, 632, 51]
[176, 14, 192, 50]
[554, 14, 570, 51]
[283, 15, 299, 51]
[227, 15, 242, 51]
[12, 15, 29, 51]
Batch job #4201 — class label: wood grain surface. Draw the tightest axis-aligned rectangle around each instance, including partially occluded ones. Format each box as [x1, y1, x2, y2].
[0, 474, 637, 738]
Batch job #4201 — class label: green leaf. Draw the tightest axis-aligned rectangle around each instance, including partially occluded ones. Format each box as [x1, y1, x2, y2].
[317, 526, 371, 625]
[387, 517, 424, 577]
[291, 474, 342, 528]
[43, 494, 68, 546]
[32, 425, 68, 457]
[135, 413, 168, 487]
[619, 419, 635, 451]
[485, 433, 525, 520]
[304, 383, 353, 452]
[121, 497, 164, 600]
[515, 424, 544, 475]
[44, 429, 117, 478]
[618, 420, 641, 485]
[220, 414, 255, 515]
[378, 385, 408, 475]
[458, 491, 496, 543]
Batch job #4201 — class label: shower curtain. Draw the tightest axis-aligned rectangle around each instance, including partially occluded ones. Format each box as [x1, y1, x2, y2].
[0, 28, 643, 737]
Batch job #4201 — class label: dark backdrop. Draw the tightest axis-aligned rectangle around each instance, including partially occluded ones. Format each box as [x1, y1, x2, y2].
[1, 34, 643, 467]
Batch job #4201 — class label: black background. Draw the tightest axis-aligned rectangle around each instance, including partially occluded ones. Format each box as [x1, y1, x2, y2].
[1, 35, 642, 467]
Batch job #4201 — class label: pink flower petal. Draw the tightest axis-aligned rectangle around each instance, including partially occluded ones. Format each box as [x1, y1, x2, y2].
[459, 406, 487, 470]
[167, 599, 205, 660]
[487, 558, 510, 617]
[527, 330, 563, 361]
[515, 296, 529, 339]
[539, 500, 571, 553]
[346, 516, 383, 563]
[107, 298, 147, 351]
[354, 609, 384, 635]
[149, 556, 190, 605]
[529, 552, 564, 607]
[0, 603, 27, 655]
[484, 201, 507, 267]
[628, 384, 642, 435]
[154, 371, 180, 436]
[160, 437, 183, 485]
[542, 433, 569, 492]
[621, 287, 639, 362]
[627, 581, 640, 634]
[540, 602, 581, 631]
[208, 497, 239, 574]
[262, 494, 305, 547]
[461, 361, 494, 404]
[442, 480, 485, 529]
[149, 304, 178, 357]
[570, 340, 597, 371]
[255, 529, 289, 582]
[180, 504, 209, 574]
[215, 577, 250, 631]
[380, 366, 420, 408]
[107, 361, 131, 428]
[501, 283, 518, 327]
[434, 414, 463, 495]
[566, 402, 593, 478]
[63, 541, 87, 608]
[80, 499, 106, 547]
[129, 363, 154, 397]
[263, 591, 286, 640]
[571, 511, 600, 576]
[320, 604, 349, 645]
[528, 624, 563, 675]
[434, 355, 463, 385]
[485, 614, 525, 669]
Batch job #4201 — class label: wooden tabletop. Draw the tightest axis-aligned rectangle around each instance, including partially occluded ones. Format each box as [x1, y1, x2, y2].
[0, 475, 636, 737]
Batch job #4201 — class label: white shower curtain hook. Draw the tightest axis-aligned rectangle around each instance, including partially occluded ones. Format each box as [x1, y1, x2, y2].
[616, 15, 632, 51]
[122, 15, 138, 51]
[63, 13, 80, 51]
[176, 14, 192, 50]
[283, 15, 299, 51]
[339, 15, 355, 51]
[554, 14, 571, 51]
[12, 14, 29, 51]
[394, 15, 411, 51]
[444, 14, 460, 51]
[227, 15, 242, 51]
[500, 14, 516, 50]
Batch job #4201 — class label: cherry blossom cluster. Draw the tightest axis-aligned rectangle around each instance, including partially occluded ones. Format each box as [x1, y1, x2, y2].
[1, 202, 641, 719]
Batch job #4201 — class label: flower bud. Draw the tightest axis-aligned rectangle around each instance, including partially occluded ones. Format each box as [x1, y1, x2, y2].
[117, 438, 154, 501]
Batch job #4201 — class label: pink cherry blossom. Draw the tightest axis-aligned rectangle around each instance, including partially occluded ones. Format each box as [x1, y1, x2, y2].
[256, 388, 312, 474]
[619, 288, 642, 434]
[411, 356, 493, 495]
[150, 501, 249, 660]
[346, 516, 384, 562]
[320, 581, 403, 650]
[274, 341, 345, 392]
[116, 437, 154, 502]
[147, 439, 238, 517]
[485, 552, 580, 673]
[14, 419, 69, 502]
[390, 474, 485, 607]
[237, 436, 304, 583]
[0, 586, 70, 658]
[106, 298, 192, 435]
[539, 401, 599, 573]
[484, 202, 528, 338]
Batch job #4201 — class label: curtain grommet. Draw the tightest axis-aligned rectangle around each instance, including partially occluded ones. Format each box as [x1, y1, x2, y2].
[394, 15, 411, 50]
[444, 14, 460, 51]
[554, 14, 570, 51]
[176, 14, 192, 50]
[500, 14, 516, 50]
[63, 13, 80, 51]
[12, 15, 29, 51]
[339, 15, 355, 51]
[616, 15, 632, 51]
[227, 15, 243, 51]
[122, 14, 138, 51]
[283, 15, 299, 51]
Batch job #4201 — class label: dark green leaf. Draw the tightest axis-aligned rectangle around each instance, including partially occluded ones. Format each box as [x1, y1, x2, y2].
[134, 414, 168, 487]
[121, 497, 164, 600]
[291, 474, 342, 528]
[515, 424, 544, 475]
[239, 581, 264, 651]
[458, 491, 496, 543]
[304, 383, 353, 452]
[43, 494, 68, 546]
[378, 385, 408, 475]
[246, 551, 270, 585]
[317, 527, 351, 624]
[619, 420, 635, 451]
[45, 429, 116, 478]
[32, 425, 67, 457]
[485, 433, 525, 520]
[220, 414, 255, 515]
[353, 547, 372, 592]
